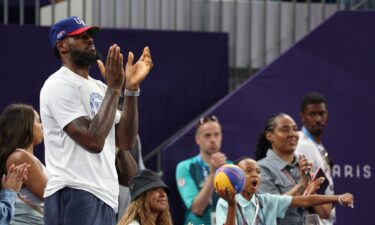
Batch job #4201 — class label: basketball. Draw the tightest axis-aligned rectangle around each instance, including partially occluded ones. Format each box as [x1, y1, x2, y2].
[214, 164, 246, 194]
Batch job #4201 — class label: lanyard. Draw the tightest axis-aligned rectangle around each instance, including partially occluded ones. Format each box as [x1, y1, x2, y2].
[197, 155, 210, 179]
[197, 155, 213, 206]
[282, 169, 297, 185]
[237, 196, 260, 225]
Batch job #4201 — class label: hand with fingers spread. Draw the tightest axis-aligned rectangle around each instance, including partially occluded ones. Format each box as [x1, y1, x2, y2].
[2, 163, 30, 193]
[97, 44, 125, 91]
[125, 46, 153, 90]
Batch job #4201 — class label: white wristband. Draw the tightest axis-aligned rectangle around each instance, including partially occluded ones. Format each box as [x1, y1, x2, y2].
[124, 88, 140, 97]
[338, 195, 344, 206]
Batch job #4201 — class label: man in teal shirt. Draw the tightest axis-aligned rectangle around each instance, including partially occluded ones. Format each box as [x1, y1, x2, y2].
[176, 116, 228, 225]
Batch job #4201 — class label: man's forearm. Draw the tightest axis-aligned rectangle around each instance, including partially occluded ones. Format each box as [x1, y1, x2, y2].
[284, 183, 306, 196]
[115, 94, 139, 186]
[191, 173, 215, 216]
[116, 150, 139, 186]
[116, 96, 138, 151]
[292, 195, 338, 208]
[92, 88, 121, 136]
[64, 88, 120, 153]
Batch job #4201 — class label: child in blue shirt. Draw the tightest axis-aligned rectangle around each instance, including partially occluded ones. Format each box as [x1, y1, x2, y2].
[215, 157, 354, 225]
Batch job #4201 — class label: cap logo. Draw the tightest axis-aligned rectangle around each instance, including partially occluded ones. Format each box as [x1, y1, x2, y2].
[56, 30, 65, 39]
[74, 17, 86, 26]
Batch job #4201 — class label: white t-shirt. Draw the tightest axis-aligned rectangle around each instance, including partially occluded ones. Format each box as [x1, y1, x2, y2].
[40, 66, 121, 211]
[295, 130, 335, 225]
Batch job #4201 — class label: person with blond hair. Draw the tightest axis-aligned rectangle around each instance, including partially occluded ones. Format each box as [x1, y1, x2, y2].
[118, 169, 173, 225]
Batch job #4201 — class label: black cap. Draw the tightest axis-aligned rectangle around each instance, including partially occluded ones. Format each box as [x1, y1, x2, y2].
[129, 169, 169, 202]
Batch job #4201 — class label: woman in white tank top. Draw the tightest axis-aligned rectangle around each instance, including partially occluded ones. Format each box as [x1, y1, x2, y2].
[0, 103, 49, 225]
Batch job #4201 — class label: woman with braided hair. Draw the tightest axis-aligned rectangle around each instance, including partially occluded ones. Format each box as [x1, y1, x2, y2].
[255, 113, 333, 225]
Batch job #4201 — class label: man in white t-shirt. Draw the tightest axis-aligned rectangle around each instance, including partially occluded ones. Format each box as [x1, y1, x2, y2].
[40, 16, 153, 225]
[295, 92, 336, 225]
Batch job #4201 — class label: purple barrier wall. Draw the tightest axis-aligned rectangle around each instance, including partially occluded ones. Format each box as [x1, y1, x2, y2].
[162, 11, 374, 225]
[0, 25, 229, 168]
[0, 1, 48, 24]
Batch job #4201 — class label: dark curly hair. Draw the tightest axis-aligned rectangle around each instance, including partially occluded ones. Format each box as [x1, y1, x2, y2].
[300, 92, 327, 113]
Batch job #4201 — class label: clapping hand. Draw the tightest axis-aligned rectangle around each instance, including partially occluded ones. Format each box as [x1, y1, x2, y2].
[97, 44, 125, 91]
[2, 163, 30, 193]
[209, 152, 227, 172]
[97, 45, 153, 91]
[125, 46, 153, 90]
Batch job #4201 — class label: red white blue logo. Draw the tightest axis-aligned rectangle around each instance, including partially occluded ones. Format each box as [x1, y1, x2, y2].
[57, 30, 65, 39]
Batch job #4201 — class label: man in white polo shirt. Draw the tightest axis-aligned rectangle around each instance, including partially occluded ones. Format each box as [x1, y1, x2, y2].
[295, 92, 335, 225]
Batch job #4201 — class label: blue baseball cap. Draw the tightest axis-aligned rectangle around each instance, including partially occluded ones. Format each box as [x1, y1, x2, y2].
[49, 16, 100, 47]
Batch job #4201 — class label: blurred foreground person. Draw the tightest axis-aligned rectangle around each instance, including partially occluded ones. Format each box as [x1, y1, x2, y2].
[0, 164, 29, 225]
[176, 116, 228, 225]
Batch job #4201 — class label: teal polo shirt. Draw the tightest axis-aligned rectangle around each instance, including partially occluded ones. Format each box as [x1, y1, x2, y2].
[176, 154, 231, 225]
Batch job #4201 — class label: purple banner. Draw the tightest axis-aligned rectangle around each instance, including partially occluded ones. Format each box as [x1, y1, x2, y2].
[162, 11, 374, 225]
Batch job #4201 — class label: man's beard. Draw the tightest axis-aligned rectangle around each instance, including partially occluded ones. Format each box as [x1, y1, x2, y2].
[310, 127, 324, 136]
[70, 49, 102, 67]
